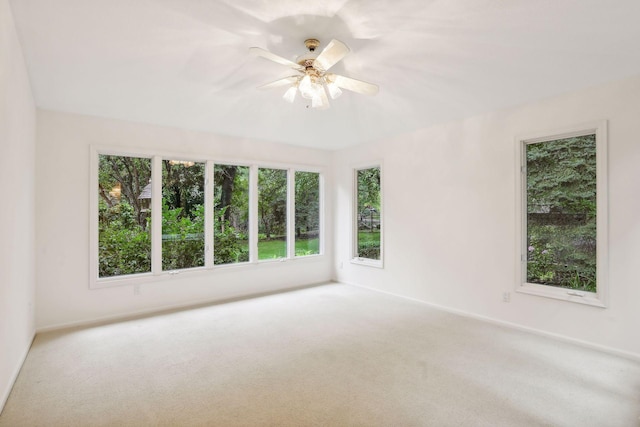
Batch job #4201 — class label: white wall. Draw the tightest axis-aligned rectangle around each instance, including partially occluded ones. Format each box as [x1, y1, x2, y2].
[35, 110, 333, 329]
[0, 0, 36, 412]
[333, 74, 640, 358]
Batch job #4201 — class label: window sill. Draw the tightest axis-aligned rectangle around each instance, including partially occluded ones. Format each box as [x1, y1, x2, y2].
[91, 254, 325, 289]
[351, 257, 383, 269]
[516, 282, 606, 308]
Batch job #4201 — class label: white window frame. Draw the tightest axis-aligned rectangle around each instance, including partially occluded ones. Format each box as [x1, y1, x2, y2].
[256, 166, 290, 263]
[159, 157, 208, 274]
[351, 163, 384, 268]
[90, 146, 325, 289]
[90, 149, 156, 286]
[514, 121, 608, 307]
[291, 170, 324, 259]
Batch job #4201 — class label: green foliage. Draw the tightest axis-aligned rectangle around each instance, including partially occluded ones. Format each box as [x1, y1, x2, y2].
[357, 231, 381, 260]
[98, 200, 151, 277]
[98, 155, 152, 277]
[295, 238, 319, 257]
[356, 167, 381, 260]
[526, 236, 555, 283]
[526, 135, 597, 292]
[214, 209, 249, 265]
[162, 201, 205, 270]
[214, 166, 250, 265]
[357, 167, 380, 213]
[98, 155, 151, 228]
[295, 172, 320, 240]
[99, 158, 321, 275]
[258, 168, 287, 240]
[162, 161, 205, 216]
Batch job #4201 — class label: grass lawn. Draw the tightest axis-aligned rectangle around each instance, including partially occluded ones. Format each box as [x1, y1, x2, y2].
[358, 231, 380, 245]
[257, 238, 319, 260]
[357, 231, 381, 259]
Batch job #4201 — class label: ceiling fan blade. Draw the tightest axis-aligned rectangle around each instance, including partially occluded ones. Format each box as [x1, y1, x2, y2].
[249, 47, 304, 71]
[328, 73, 379, 96]
[257, 76, 300, 90]
[313, 39, 350, 72]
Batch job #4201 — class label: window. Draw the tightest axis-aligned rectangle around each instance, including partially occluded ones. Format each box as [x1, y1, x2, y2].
[295, 171, 320, 256]
[353, 165, 382, 266]
[91, 149, 324, 287]
[98, 154, 152, 278]
[516, 121, 607, 307]
[258, 168, 288, 260]
[162, 159, 205, 271]
[214, 164, 249, 265]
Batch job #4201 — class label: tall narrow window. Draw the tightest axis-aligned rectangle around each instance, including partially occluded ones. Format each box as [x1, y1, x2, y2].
[162, 159, 205, 270]
[98, 154, 152, 278]
[258, 168, 287, 260]
[354, 166, 382, 263]
[214, 164, 250, 265]
[295, 171, 320, 256]
[517, 122, 607, 306]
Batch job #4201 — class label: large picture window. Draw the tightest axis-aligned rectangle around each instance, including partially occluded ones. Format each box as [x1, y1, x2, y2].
[353, 165, 382, 266]
[91, 150, 324, 288]
[516, 122, 607, 306]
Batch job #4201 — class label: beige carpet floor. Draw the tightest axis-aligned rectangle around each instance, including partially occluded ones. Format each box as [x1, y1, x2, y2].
[1, 283, 639, 426]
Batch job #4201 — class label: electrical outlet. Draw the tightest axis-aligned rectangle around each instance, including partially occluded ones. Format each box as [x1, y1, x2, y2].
[134, 285, 141, 295]
[340, 261, 344, 269]
[502, 292, 510, 303]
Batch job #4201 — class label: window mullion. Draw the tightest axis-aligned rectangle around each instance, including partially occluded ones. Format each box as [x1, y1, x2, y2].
[287, 169, 295, 259]
[151, 156, 163, 275]
[205, 161, 214, 268]
[249, 165, 258, 263]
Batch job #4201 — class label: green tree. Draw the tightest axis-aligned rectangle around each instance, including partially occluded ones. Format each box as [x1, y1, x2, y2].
[526, 135, 597, 291]
[357, 167, 380, 214]
[214, 165, 249, 264]
[295, 172, 319, 238]
[258, 168, 287, 239]
[356, 167, 381, 260]
[98, 155, 152, 277]
[161, 161, 205, 270]
[98, 155, 151, 228]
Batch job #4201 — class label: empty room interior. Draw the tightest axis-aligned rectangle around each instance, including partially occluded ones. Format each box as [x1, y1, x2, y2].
[2, 0, 640, 425]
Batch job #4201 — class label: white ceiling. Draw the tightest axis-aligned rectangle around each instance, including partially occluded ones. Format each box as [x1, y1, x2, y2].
[9, 0, 640, 150]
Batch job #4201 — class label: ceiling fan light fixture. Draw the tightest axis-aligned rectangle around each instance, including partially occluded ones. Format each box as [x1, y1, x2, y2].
[326, 81, 342, 100]
[283, 86, 297, 103]
[299, 75, 319, 100]
[312, 89, 329, 110]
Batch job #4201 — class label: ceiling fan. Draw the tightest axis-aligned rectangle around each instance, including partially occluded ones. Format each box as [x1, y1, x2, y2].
[249, 38, 379, 110]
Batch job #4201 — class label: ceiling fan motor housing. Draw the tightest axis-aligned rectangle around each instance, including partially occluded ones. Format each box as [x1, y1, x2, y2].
[304, 38, 320, 52]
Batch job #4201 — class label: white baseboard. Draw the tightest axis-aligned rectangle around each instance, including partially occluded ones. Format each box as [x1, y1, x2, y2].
[0, 331, 35, 416]
[339, 280, 640, 363]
